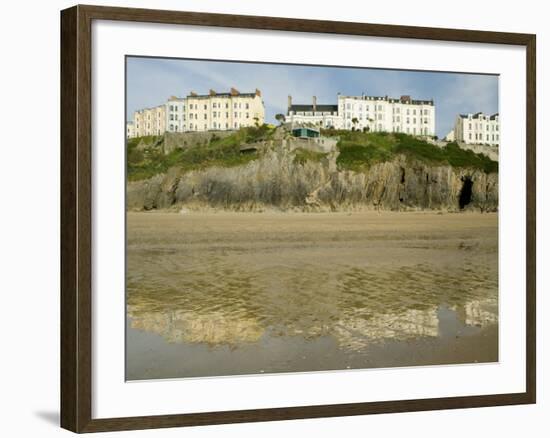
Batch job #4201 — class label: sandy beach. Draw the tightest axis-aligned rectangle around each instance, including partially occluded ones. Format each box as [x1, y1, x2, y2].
[126, 211, 498, 380]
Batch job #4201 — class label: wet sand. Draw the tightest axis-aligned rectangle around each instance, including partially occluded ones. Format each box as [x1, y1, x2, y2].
[126, 211, 498, 380]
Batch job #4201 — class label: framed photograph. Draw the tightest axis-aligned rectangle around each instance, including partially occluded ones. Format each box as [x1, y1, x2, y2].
[60, 4, 536, 433]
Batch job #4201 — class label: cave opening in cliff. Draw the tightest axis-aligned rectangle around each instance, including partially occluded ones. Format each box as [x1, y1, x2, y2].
[459, 176, 473, 209]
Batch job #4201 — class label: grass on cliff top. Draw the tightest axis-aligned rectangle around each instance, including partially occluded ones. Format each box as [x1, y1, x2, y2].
[293, 148, 328, 165]
[127, 125, 275, 181]
[324, 130, 498, 174]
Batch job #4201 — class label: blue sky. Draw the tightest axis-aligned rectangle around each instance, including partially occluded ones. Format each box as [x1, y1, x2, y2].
[126, 57, 498, 138]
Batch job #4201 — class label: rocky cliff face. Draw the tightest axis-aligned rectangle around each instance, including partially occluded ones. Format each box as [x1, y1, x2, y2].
[127, 149, 498, 212]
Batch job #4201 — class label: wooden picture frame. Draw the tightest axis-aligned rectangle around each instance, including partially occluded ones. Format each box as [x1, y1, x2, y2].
[61, 4, 536, 433]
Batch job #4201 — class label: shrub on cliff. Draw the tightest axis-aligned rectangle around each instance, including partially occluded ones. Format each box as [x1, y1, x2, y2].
[127, 125, 275, 181]
[336, 131, 497, 174]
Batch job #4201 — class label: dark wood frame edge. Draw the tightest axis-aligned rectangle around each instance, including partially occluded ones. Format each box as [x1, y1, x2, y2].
[60, 4, 536, 433]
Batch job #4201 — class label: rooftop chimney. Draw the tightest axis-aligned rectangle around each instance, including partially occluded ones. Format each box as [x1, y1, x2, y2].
[230, 87, 240, 96]
[190, 91, 198, 97]
[255, 88, 262, 97]
[400, 95, 411, 104]
[209, 89, 216, 96]
[312, 96, 317, 112]
[288, 95, 292, 110]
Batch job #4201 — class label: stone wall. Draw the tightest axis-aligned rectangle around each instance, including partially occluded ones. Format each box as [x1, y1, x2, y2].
[162, 131, 235, 154]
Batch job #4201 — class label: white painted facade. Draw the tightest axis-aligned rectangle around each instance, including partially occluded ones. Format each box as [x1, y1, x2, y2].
[287, 94, 435, 136]
[126, 122, 135, 139]
[286, 96, 342, 129]
[444, 129, 455, 142]
[129, 88, 265, 138]
[454, 112, 500, 145]
[133, 104, 166, 137]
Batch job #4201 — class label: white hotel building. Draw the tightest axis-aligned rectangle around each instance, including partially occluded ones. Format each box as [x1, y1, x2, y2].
[127, 88, 265, 138]
[287, 94, 435, 136]
[453, 112, 500, 146]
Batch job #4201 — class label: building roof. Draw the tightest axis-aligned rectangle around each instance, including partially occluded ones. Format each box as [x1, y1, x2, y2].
[135, 104, 165, 113]
[186, 88, 261, 99]
[339, 94, 434, 105]
[292, 127, 320, 132]
[459, 112, 499, 120]
[186, 92, 258, 99]
[289, 104, 338, 113]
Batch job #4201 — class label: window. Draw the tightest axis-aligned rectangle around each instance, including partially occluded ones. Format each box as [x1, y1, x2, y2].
[406, 117, 410, 124]
[246, 113, 249, 118]
[413, 118, 416, 124]
[170, 114, 174, 121]
[169, 124, 173, 131]
[246, 103, 249, 109]
[469, 133, 472, 140]
[234, 112, 238, 118]
[234, 103, 237, 109]
[174, 126, 178, 132]
[204, 114, 207, 120]
[469, 123, 472, 130]
[204, 104, 207, 110]
[413, 109, 416, 115]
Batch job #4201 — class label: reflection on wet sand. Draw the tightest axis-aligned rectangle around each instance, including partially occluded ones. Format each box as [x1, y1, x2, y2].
[126, 211, 498, 380]
[130, 309, 264, 345]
